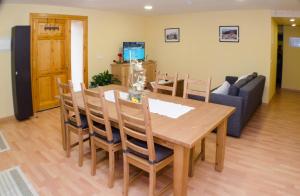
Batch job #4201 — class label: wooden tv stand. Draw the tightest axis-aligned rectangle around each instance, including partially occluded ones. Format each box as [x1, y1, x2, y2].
[110, 60, 157, 86]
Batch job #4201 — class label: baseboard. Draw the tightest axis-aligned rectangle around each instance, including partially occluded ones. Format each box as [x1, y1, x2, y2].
[0, 116, 15, 123]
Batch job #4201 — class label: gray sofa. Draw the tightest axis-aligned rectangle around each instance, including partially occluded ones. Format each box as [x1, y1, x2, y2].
[209, 75, 266, 137]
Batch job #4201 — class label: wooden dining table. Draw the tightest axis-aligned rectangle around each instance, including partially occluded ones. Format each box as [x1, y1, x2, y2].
[58, 84, 235, 196]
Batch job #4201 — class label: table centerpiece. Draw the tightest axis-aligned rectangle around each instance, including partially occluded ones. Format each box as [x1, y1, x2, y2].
[128, 59, 146, 103]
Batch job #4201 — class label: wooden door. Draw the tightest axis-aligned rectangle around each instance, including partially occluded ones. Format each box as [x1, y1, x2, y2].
[32, 18, 69, 111]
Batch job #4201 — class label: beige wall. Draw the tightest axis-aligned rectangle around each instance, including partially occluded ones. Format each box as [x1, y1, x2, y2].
[145, 10, 274, 103]
[269, 19, 278, 100]
[0, 4, 146, 118]
[282, 26, 300, 91]
[0, 5, 277, 118]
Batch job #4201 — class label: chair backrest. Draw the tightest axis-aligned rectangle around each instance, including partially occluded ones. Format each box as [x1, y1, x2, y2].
[114, 91, 156, 163]
[183, 74, 211, 103]
[153, 71, 178, 97]
[81, 84, 113, 142]
[57, 78, 82, 127]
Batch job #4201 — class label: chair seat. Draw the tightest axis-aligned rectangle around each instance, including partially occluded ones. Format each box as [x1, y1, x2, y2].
[92, 123, 121, 144]
[69, 114, 89, 129]
[128, 139, 173, 163]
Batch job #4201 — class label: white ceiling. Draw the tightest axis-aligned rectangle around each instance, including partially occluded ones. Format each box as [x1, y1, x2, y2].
[4, 0, 300, 14]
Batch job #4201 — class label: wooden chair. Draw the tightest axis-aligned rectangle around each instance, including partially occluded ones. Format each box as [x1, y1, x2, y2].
[183, 74, 211, 177]
[114, 91, 174, 196]
[81, 84, 122, 188]
[153, 71, 178, 97]
[57, 78, 90, 167]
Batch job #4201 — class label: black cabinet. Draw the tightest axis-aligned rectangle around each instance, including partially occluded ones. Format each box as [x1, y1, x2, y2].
[11, 26, 33, 120]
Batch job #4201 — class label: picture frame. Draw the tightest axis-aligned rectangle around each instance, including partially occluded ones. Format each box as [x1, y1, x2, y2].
[219, 26, 239, 42]
[165, 28, 180, 42]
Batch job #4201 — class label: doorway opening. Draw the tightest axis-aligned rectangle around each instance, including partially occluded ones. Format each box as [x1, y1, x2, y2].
[71, 20, 84, 92]
[273, 17, 300, 92]
[276, 25, 283, 88]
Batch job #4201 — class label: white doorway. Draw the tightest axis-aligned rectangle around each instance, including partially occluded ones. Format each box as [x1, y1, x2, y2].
[71, 20, 84, 92]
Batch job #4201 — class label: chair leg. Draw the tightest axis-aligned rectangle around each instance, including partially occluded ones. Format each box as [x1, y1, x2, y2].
[188, 147, 195, 177]
[116, 150, 121, 161]
[89, 137, 91, 149]
[108, 148, 115, 188]
[78, 132, 84, 167]
[91, 138, 97, 176]
[66, 128, 71, 158]
[201, 138, 206, 161]
[149, 166, 156, 196]
[123, 155, 129, 196]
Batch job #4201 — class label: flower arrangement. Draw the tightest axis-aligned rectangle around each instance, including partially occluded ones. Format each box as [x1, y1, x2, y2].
[113, 53, 123, 64]
[128, 60, 146, 103]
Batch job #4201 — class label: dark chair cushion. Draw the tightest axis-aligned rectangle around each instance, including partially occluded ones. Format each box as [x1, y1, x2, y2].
[127, 139, 173, 163]
[69, 114, 88, 129]
[188, 94, 205, 101]
[92, 123, 121, 144]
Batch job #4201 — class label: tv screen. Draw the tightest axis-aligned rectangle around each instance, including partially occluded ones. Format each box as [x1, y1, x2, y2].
[123, 42, 145, 61]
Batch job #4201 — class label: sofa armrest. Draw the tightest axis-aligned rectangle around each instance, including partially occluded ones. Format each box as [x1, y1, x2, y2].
[210, 93, 244, 137]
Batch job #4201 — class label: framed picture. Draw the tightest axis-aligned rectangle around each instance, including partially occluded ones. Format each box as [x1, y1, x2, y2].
[165, 28, 180, 42]
[219, 26, 239, 42]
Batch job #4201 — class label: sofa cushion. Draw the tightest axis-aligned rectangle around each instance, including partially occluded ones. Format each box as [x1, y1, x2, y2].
[228, 85, 239, 96]
[213, 81, 230, 95]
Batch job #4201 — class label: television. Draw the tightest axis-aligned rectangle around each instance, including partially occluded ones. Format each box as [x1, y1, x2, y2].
[123, 42, 145, 62]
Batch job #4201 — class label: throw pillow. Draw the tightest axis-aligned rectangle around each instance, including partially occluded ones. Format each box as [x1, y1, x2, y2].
[246, 72, 258, 82]
[235, 75, 248, 84]
[225, 76, 238, 85]
[235, 78, 249, 88]
[213, 81, 231, 95]
[228, 78, 249, 96]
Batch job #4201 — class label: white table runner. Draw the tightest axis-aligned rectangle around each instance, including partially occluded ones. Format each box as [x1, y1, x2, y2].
[104, 90, 194, 119]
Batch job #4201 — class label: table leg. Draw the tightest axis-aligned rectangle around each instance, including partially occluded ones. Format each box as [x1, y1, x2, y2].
[215, 119, 228, 172]
[59, 104, 66, 151]
[173, 144, 190, 196]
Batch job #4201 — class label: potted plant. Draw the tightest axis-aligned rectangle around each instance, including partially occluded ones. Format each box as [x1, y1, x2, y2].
[90, 70, 120, 87]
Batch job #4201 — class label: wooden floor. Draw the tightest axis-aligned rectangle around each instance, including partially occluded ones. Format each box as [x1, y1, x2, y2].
[0, 90, 300, 196]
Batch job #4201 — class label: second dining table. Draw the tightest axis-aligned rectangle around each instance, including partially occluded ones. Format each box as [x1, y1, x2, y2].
[61, 84, 235, 196]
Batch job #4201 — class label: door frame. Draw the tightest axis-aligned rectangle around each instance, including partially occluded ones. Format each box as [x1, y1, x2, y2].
[30, 13, 88, 112]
